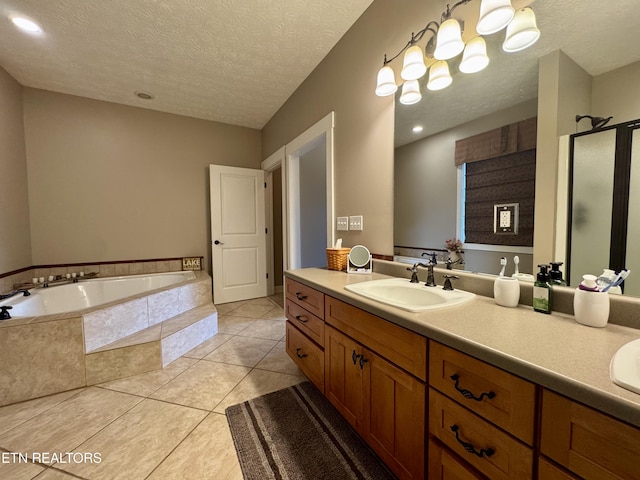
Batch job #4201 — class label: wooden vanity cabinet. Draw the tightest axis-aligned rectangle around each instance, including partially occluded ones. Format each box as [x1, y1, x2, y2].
[428, 341, 536, 480]
[324, 297, 427, 480]
[285, 279, 325, 393]
[540, 389, 640, 480]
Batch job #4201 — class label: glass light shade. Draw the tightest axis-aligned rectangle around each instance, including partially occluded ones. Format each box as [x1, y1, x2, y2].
[503, 7, 540, 52]
[375, 65, 398, 96]
[401, 45, 427, 81]
[400, 80, 422, 105]
[459, 37, 490, 74]
[434, 18, 465, 60]
[476, 0, 515, 35]
[427, 61, 453, 91]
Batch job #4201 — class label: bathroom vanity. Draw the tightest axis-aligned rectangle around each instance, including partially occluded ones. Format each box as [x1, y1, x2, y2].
[284, 267, 640, 480]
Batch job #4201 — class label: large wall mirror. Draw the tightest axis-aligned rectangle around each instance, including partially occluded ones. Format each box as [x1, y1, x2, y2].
[393, 0, 640, 290]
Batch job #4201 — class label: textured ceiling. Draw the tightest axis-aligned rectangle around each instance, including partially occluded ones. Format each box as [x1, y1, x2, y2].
[0, 0, 373, 129]
[394, 0, 640, 147]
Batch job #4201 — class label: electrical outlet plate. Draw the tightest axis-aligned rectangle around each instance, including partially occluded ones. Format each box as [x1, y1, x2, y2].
[349, 215, 363, 231]
[494, 203, 519, 234]
[337, 216, 349, 231]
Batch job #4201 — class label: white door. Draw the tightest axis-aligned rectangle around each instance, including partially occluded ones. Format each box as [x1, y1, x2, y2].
[209, 165, 267, 304]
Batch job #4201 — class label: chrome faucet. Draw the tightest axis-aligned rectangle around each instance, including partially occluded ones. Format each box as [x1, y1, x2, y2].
[0, 289, 31, 301]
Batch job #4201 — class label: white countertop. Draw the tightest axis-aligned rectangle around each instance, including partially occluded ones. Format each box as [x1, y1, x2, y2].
[286, 268, 640, 428]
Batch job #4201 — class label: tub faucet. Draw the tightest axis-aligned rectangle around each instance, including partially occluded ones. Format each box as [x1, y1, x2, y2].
[0, 289, 31, 301]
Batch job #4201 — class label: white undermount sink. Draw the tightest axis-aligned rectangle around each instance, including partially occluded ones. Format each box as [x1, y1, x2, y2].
[344, 278, 475, 312]
[610, 338, 640, 394]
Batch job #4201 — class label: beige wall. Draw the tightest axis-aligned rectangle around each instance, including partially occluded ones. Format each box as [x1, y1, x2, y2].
[262, 0, 442, 256]
[0, 68, 31, 274]
[592, 60, 640, 124]
[23, 89, 261, 271]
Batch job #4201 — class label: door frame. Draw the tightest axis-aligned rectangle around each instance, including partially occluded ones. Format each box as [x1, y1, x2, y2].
[284, 111, 335, 270]
[262, 111, 335, 283]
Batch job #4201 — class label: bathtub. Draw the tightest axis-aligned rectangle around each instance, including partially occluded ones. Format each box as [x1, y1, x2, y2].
[2, 271, 196, 317]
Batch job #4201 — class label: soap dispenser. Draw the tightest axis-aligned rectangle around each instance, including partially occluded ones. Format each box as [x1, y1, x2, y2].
[549, 262, 567, 286]
[533, 264, 552, 314]
[574, 274, 610, 327]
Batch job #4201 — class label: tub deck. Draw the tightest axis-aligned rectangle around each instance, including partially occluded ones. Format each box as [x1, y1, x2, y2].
[0, 271, 217, 407]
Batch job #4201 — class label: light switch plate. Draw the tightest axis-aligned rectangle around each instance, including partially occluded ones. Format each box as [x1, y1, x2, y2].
[337, 216, 349, 231]
[349, 215, 363, 231]
[494, 203, 519, 234]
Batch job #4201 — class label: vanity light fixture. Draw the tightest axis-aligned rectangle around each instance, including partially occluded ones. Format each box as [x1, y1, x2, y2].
[10, 15, 42, 34]
[374, 0, 540, 103]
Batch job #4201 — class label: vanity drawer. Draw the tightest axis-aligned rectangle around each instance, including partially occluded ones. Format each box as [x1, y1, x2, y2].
[540, 389, 640, 480]
[537, 458, 580, 480]
[286, 321, 324, 393]
[428, 437, 484, 480]
[429, 388, 533, 480]
[325, 296, 427, 381]
[285, 301, 324, 347]
[429, 341, 536, 445]
[285, 279, 324, 318]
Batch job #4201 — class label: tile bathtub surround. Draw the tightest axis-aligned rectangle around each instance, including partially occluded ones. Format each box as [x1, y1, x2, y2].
[0, 295, 300, 480]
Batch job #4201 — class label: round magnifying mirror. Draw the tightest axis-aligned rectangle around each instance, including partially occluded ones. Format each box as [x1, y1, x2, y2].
[349, 245, 371, 267]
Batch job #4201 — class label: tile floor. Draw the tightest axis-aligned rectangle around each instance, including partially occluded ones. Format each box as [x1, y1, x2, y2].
[0, 294, 305, 480]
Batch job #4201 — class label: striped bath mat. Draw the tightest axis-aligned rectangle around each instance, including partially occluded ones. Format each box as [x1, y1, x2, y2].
[226, 381, 396, 480]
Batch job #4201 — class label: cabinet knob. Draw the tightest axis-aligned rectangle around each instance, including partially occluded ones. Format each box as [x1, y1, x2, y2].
[296, 348, 308, 359]
[295, 292, 308, 301]
[295, 315, 308, 323]
[359, 355, 368, 370]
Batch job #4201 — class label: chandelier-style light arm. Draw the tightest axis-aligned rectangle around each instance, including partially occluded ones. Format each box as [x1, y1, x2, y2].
[441, 0, 473, 22]
[382, 21, 439, 66]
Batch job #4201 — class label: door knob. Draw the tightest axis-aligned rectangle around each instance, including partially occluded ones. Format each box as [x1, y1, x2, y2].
[214, 240, 224, 245]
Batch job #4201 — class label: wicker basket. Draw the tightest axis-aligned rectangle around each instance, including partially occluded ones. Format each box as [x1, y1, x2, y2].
[326, 248, 350, 271]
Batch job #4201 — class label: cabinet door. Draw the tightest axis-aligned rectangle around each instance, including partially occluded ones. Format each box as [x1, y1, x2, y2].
[363, 349, 426, 480]
[324, 325, 363, 429]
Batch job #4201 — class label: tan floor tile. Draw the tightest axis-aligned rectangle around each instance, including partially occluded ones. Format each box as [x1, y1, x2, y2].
[33, 468, 79, 479]
[148, 413, 242, 480]
[183, 333, 234, 359]
[213, 369, 306, 413]
[256, 341, 302, 376]
[59, 399, 206, 480]
[214, 301, 247, 315]
[0, 389, 84, 436]
[203, 336, 277, 367]
[98, 356, 197, 397]
[230, 302, 274, 319]
[260, 306, 286, 320]
[0, 387, 142, 463]
[150, 361, 249, 411]
[0, 458, 44, 480]
[236, 319, 286, 341]
[217, 315, 257, 334]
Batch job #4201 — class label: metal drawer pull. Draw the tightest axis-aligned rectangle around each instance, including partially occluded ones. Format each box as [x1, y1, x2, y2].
[295, 315, 308, 323]
[352, 350, 360, 365]
[295, 292, 308, 301]
[296, 348, 307, 359]
[450, 374, 496, 402]
[450, 425, 495, 458]
[359, 355, 368, 370]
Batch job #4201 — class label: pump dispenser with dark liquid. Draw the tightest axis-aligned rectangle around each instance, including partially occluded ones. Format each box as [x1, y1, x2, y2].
[549, 262, 567, 286]
[533, 264, 552, 314]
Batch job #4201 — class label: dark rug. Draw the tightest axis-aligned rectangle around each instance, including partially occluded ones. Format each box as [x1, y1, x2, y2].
[226, 381, 397, 480]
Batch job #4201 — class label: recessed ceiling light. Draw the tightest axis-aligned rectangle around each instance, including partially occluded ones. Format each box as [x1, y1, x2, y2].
[11, 16, 42, 34]
[412, 126, 424, 133]
[135, 91, 154, 100]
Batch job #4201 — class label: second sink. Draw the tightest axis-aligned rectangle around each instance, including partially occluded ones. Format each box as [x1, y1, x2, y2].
[344, 278, 475, 312]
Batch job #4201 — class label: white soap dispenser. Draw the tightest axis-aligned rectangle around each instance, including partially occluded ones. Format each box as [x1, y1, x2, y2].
[573, 274, 610, 327]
